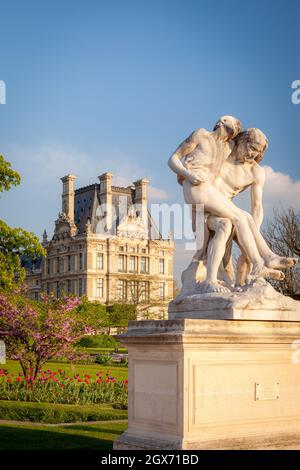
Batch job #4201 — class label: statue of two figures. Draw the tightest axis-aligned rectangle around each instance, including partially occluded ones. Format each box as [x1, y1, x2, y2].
[168, 116, 299, 306]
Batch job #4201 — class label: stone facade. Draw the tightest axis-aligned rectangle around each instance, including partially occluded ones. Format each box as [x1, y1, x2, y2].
[25, 173, 174, 312]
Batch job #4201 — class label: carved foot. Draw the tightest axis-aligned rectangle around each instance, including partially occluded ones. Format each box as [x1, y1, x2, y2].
[244, 268, 285, 287]
[263, 268, 285, 281]
[266, 256, 299, 270]
[197, 280, 231, 294]
[245, 267, 285, 285]
[250, 260, 265, 277]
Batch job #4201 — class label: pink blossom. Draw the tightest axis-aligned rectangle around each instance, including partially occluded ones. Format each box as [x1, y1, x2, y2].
[0, 293, 94, 381]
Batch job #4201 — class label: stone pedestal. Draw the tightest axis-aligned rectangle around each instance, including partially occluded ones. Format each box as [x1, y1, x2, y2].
[114, 319, 300, 450]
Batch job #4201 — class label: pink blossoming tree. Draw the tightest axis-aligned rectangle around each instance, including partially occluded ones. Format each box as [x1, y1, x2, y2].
[0, 293, 94, 381]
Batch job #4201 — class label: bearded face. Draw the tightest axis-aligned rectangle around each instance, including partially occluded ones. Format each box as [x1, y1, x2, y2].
[233, 129, 268, 163]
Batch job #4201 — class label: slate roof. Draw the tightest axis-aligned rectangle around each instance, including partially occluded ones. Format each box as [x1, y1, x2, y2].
[21, 255, 43, 272]
[73, 183, 162, 239]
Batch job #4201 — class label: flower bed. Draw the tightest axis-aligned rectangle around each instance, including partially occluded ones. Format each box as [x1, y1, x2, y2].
[0, 368, 128, 407]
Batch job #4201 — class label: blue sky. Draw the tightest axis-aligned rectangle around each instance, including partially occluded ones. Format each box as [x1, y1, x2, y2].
[1, 0, 300, 281]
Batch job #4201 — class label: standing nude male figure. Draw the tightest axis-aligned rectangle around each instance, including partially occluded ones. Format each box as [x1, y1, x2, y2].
[168, 117, 297, 289]
[201, 128, 297, 293]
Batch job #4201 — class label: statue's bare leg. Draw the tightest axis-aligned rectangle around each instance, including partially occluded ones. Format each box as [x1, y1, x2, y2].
[236, 253, 251, 286]
[183, 181, 265, 277]
[201, 216, 233, 293]
[237, 252, 285, 285]
[243, 212, 298, 269]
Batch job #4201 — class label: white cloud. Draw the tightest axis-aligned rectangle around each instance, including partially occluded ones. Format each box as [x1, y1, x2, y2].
[263, 165, 300, 212]
[148, 186, 168, 201]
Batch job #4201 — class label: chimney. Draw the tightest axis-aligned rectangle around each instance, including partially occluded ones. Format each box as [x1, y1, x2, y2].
[134, 178, 149, 223]
[98, 172, 113, 231]
[61, 174, 75, 224]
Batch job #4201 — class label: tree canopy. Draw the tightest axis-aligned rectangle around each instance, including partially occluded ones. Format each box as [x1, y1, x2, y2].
[0, 155, 21, 193]
[0, 155, 45, 292]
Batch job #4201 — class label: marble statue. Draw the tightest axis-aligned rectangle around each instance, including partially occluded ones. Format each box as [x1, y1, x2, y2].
[168, 116, 298, 299]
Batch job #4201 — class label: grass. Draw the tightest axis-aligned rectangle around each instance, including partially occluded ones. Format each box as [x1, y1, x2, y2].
[0, 401, 128, 423]
[0, 362, 128, 449]
[0, 420, 127, 450]
[3, 359, 128, 380]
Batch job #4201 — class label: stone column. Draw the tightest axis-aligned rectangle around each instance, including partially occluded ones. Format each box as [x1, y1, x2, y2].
[99, 172, 113, 232]
[133, 178, 149, 224]
[61, 175, 76, 223]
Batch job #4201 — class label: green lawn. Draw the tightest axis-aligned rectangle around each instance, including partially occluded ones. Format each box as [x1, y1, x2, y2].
[0, 420, 127, 450]
[3, 360, 128, 381]
[0, 361, 128, 449]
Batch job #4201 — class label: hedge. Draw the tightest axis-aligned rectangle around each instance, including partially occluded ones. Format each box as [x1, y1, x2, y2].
[78, 334, 120, 349]
[0, 400, 128, 424]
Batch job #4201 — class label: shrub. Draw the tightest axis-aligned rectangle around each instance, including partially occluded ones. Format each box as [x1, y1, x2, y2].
[95, 355, 115, 366]
[78, 334, 119, 349]
[107, 303, 136, 328]
[112, 395, 129, 410]
[120, 357, 128, 367]
[0, 400, 127, 423]
[94, 355, 128, 367]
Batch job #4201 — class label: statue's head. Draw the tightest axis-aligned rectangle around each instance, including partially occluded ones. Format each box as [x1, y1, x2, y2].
[213, 115, 243, 141]
[233, 128, 268, 163]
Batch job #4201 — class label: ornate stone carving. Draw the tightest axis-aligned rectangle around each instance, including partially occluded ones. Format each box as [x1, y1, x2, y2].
[117, 206, 148, 240]
[53, 212, 77, 240]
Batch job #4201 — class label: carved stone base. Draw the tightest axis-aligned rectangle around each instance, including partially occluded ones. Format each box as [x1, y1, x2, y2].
[114, 319, 300, 450]
[169, 280, 300, 321]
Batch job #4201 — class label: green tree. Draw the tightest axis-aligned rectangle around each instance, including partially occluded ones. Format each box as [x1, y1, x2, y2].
[0, 155, 21, 192]
[76, 298, 110, 331]
[107, 304, 136, 329]
[0, 155, 45, 292]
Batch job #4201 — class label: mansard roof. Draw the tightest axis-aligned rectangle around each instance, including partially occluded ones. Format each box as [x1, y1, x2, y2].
[73, 182, 162, 239]
[21, 255, 42, 272]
